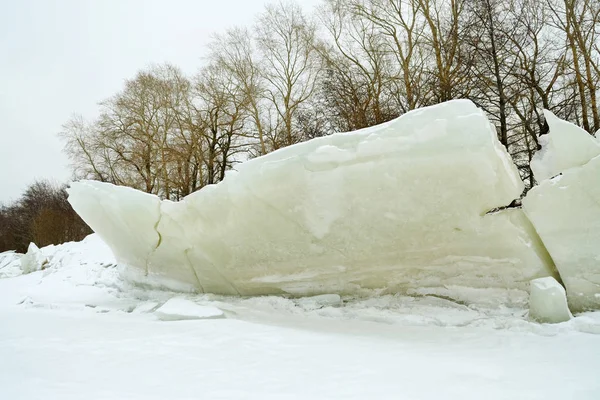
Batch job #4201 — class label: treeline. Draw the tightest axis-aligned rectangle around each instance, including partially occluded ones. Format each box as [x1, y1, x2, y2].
[61, 0, 600, 199]
[0, 181, 91, 253]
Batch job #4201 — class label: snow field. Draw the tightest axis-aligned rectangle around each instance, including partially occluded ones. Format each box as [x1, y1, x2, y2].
[1, 236, 600, 399]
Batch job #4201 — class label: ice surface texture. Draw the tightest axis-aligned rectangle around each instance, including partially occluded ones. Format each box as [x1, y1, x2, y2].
[68, 100, 559, 298]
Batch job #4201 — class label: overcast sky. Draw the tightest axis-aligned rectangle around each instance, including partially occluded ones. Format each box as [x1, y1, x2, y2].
[0, 0, 320, 203]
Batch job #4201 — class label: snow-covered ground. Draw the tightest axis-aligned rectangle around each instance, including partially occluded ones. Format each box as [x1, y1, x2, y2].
[1, 235, 600, 399]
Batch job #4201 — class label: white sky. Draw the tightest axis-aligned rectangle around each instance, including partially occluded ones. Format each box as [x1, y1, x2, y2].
[0, 0, 321, 204]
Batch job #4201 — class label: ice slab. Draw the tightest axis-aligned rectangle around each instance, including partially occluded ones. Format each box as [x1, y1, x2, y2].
[154, 298, 225, 321]
[523, 154, 600, 311]
[530, 110, 600, 182]
[20, 243, 48, 274]
[528, 277, 572, 323]
[69, 100, 557, 299]
[523, 111, 600, 312]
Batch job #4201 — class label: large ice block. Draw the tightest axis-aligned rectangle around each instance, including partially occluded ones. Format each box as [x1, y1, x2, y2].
[68, 100, 557, 298]
[523, 109, 600, 311]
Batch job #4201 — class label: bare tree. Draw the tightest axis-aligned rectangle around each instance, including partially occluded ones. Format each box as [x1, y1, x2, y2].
[210, 28, 269, 156]
[60, 115, 111, 182]
[548, 0, 600, 133]
[464, 0, 518, 147]
[349, 0, 427, 112]
[418, 0, 473, 103]
[61, 64, 201, 198]
[194, 63, 251, 184]
[255, 1, 321, 148]
[316, 0, 399, 131]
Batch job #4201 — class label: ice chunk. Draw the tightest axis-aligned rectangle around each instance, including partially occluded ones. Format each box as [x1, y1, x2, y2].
[528, 277, 572, 323]
[523, 154, 600, 311]
[530, 110, 600, 182]
[296, 294, 342, 310]
[20, 243, 48, 274]
[154, 298, 225, 321]
[69, 100, 556, 299]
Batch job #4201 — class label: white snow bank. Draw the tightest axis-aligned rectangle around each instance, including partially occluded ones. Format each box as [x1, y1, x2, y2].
[0, 251, 22, 278]
[69, 100, 557, 298]
[528, 277, 572, 323]
[530, 110, 600, 181]
[154, 297, 225, 321]
[0, 234, 128, 311]
[20, 243, 48, 274]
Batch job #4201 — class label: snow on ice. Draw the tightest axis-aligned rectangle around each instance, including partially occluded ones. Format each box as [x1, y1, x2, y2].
[68, 100, 558, 298]
[529, 109, 600, 182]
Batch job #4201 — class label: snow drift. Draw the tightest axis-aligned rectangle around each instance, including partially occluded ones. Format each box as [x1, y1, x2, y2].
[0, 251, 22, 279]
[68, 100, 558, 298]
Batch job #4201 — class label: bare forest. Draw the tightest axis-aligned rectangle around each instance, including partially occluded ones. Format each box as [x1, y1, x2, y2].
[60, 0, 600, 199]
[0, 181, 91, 252]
